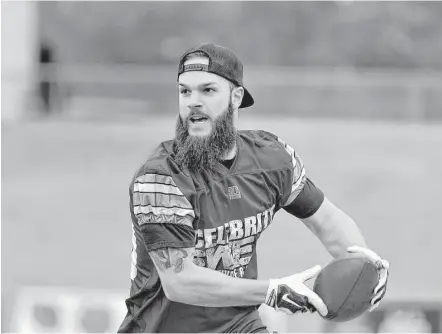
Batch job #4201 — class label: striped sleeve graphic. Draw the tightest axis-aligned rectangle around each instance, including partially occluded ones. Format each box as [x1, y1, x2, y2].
[277, 137, 307, 206]
[132, 173, 195, 227]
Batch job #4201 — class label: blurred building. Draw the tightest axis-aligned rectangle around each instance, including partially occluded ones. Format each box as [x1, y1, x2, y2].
[39, 2, 442, 68]
[4, 2, 442, 122]
[31, 1, 442, 121]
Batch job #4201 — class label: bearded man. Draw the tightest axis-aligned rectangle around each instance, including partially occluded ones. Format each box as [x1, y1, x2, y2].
[118, 43, 389, 333]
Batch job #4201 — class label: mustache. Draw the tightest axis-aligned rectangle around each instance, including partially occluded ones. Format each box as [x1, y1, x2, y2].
[184, 110, 212, 122]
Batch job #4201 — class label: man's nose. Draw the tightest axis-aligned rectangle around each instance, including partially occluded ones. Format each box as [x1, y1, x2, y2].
[187, 92, 203, 109]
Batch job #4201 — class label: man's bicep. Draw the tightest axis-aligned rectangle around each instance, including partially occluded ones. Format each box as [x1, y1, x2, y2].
[149, 246, 195, 275]
[148, 246, 197, 301]
[142, 223, 196, 290]
[300, 196, 333, 225]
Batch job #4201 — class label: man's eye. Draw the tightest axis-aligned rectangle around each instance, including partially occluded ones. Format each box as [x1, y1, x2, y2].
[180, 89, 189, 94]
[204, 88, 215, 93]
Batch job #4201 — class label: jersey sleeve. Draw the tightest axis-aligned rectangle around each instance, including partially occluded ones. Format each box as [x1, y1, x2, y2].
[277, 137, 307, 206]
[284, 177, 324, 219]
[276, 137, 325, 218]
[131, 171, 195, 252]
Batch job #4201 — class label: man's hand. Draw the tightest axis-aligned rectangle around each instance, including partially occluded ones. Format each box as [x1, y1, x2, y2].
[347, 246, 389, 312]
[265, 265, 328, 316]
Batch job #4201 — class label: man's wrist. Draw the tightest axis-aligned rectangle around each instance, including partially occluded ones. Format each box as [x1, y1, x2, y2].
[265, 279, 277, 308]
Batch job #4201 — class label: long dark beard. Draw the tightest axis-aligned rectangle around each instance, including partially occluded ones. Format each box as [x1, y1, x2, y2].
[173, 103, 237, 174]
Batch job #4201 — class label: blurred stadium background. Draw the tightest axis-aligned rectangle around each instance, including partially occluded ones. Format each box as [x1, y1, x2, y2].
[2, 1, 442, 332]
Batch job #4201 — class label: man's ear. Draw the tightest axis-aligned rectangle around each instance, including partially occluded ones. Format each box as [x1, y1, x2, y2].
[231, 86, 244, 109]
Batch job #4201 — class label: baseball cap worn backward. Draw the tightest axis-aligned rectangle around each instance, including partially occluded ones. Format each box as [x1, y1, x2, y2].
[177, 43, 254, 109]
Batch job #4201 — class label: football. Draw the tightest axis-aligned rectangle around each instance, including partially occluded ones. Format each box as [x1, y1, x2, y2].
[313, 253, 379, 322]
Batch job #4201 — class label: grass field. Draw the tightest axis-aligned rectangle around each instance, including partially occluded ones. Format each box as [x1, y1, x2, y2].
[2, 116, 442, 332]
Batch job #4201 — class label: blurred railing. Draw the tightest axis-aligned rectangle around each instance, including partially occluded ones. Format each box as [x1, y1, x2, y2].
[37, 64, 442, 121]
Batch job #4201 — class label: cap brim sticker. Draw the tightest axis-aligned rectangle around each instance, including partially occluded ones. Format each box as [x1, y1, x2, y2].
[183, 64, 209, 72]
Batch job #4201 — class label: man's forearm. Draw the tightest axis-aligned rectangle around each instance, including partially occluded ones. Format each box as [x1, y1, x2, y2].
[165, 264, 269, 307]
[302, 197, 367, 258]
[318, 206, 367, 258]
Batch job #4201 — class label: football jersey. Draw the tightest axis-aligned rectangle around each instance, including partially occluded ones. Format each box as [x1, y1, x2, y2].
[118, 130, 324, 333]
